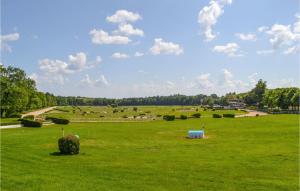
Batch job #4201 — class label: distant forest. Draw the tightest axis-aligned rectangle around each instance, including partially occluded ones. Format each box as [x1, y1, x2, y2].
[1, 66, 299, 117]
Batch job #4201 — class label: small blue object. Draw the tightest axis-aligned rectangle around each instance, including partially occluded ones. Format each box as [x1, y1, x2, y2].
[188, 130, 204, 139]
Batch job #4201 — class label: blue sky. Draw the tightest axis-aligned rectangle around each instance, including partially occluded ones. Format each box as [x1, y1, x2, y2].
[1, 0, 299, 98]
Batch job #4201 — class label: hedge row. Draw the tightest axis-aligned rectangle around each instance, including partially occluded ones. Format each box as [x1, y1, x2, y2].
[21, 119, 42, 127]
[223, 114, 235, 118]
[46, 117, 70, 124]
[212, 114, 222, 118]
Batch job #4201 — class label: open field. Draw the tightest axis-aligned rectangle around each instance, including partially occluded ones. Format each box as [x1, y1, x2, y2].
[41, 106, 247, 122]
[1, 113, 298, 191]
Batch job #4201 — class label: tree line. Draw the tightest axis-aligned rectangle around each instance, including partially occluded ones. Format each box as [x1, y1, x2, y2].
[1, 66, 299, 118]
[0, 66, 56, 117]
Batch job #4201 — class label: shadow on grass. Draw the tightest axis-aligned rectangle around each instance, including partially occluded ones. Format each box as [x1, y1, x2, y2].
[49, 152, 85, 156]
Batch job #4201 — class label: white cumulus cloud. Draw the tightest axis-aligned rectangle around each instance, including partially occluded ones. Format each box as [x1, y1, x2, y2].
[257, 26, 269, 32]
[81, 74, 109, 87]
[134, 52, 144, 57]
[256, 49, 274, 55]
[235, 33, 256, 41]
[213, 43, 243, 57]
[150, 38, 183, 55]
[0, 32, 20, 52]
[106, 10, 142, 23]
[90, 29, 131, 44]
[198, 0, 232, 41]
[114, 23, 144, 36]
[112, 52, 129, 59]
[266, 24, 297, 49]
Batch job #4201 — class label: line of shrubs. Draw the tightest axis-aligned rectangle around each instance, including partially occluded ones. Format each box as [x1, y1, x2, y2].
[46, 117, 70, 124]
[212, 113, 235, 118]
[163, 113, 202, 121]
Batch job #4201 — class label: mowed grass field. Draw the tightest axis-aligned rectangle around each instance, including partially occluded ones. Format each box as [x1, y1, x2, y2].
[1, 107, 299, 191]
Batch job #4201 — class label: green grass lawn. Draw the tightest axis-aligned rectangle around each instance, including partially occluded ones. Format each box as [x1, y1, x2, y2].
[0, 118, 20, 126]
[42, 106, 247, 122]
[1, 114, 298, 191]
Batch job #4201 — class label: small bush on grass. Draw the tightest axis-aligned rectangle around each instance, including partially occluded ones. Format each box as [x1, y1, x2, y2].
[123, 115, 128, 118]
[223, 114, 235, 118]
[256, 114, 259, 117]
[21, 119, 42, 127]
[180, 115, 187, 120]
[163, 115, 175, 121]
[113, 109, 118, 113]
[99, 115, 105, 118]
[156, 114, 162, 117]
[58, 134, 80, 155]
[212, 114, 222, 118]
[52, 118, 70, 124]
[192, 113, 201, 118]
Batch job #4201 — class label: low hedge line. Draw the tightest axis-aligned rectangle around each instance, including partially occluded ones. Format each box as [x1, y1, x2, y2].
[21, 119, 42, 127]
[223, 113, 235, 118]
[46, 117, 70, 124]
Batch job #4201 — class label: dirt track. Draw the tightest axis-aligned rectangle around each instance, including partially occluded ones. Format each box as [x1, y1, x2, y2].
[21, 106, 56, 118]
[236, 110, 268, 118]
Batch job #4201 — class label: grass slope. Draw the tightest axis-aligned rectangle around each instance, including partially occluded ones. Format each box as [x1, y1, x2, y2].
[1, 115, 299, 191]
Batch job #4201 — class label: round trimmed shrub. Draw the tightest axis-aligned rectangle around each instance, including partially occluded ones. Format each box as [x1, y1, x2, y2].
[163, 115, 175, 121]
[180, 115, 188, 120]
[192, 113, 201, 118]
[58, 134, 80, 155]
[212, 114, 222, 118]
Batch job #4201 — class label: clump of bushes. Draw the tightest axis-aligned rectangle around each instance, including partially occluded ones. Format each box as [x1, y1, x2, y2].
[223, 114, 235, 118]
[156, 114, 162, 117]
[99, 115, 105, 118]
[58, 134, 80, 155]
[52, 118, 70, 124]
[133, 107, 138, 112]
[179, 115, 187, 120]
[212, 114, 222, 118]
[256, 114, 259, 117]
[46, 117, 69, 124]
[192, 113, 201, 118]
[122, 115, 128, 118]
[113, 109, 118, 113]
[163, 115, 175, 121]
[21, 119, 42, 127]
